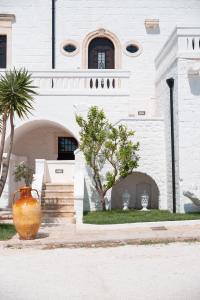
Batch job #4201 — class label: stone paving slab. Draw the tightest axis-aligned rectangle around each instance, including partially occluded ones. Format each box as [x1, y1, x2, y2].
[1, 220, 200, 249]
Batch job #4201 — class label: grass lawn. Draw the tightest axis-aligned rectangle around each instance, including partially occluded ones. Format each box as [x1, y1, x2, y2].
[0, 224, 16, 240]
[83, 209, 200, 224]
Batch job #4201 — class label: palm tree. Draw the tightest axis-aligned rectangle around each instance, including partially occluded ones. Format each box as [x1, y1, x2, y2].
[0, 69, 37, 196]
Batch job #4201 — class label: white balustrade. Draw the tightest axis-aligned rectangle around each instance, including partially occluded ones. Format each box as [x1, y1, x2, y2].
[156, 27, 200, 75]
[175, 27, 200, 56]
[179, 35, 200, 53]
[0, 69, 130, 95]
[29, 70, 130, 95]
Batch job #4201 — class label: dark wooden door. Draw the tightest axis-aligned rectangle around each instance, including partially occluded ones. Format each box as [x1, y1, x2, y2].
[88, 37, 114, 69]
[0, 35, 7, 68]
[58, 137, 78, 160]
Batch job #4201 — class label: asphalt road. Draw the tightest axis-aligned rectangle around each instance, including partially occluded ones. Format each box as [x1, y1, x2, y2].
[0, 243, 200, 300]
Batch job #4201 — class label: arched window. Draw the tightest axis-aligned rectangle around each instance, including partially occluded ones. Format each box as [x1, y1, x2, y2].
[88, 37, 115, 69]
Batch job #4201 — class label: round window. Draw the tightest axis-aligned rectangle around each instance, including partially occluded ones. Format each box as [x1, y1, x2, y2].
[126, 44, 139, 54]
[124, 41, 142, 57]
[63, 44, 77, 53]
[60, 40, 79, 56]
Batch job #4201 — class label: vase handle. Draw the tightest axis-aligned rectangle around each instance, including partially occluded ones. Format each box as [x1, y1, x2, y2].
[31, 189, 41, 203]
[12, 190, 20, 204]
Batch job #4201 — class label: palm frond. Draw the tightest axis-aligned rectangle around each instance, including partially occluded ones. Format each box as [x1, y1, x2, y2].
[0, 68, 37, 119]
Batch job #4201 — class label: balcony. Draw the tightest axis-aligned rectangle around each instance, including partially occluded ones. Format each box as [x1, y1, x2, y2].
[155, 27, 200, 75]
[30, 69, 130, 96]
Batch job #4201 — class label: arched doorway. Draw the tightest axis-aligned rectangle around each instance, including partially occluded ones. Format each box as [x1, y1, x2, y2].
[3, 120, 78, 208]
[88, 37, 115, 69]
[82, 29, 121, 69]
[6, 120, 78, 168]
[111, 172, 159, 209]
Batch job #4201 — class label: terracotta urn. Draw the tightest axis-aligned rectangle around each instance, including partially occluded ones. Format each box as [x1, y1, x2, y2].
[12, 187, 41, 240]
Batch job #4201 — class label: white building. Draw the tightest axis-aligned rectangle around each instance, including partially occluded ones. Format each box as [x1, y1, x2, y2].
[0, 0, 200, 222]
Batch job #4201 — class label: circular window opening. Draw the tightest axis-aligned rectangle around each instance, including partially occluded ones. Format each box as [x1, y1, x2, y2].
[126, 44, 139, 54]
[63, 44, 77, 53]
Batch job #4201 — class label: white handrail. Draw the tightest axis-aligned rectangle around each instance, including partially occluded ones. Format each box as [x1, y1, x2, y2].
[32, 159, 46, 201]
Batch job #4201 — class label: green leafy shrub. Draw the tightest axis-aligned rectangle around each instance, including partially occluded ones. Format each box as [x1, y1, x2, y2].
[13, 162, 34, 187]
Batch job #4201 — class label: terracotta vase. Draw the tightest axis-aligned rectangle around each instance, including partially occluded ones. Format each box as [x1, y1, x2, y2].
[12, 187, 41, 240]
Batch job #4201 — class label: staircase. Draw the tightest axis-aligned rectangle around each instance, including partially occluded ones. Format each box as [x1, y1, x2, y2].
[41, 183, 75, 223]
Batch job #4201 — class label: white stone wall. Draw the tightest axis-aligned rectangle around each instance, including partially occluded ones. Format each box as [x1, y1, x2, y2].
[1, 0, 51, 69]
[1, 0, 200, 117]
[55, 0, 200, 116]
[178, 59, 200, 212]
[156, 61, 180, 212]
[11, 93, 131, 143]
[83, 118, 167, 211]
[1, 1, 200, 212]
[119, 119, 167, 209]
[155, 32, 200, 213]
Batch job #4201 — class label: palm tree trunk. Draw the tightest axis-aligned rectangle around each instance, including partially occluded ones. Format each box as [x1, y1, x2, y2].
[0, 113, 8, 173]
[0, 112, 14, 197]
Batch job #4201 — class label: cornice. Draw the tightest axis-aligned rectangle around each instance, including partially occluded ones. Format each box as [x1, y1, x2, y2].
[0, 14, 15, 22]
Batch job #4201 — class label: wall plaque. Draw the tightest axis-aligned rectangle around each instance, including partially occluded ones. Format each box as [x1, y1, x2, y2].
[55, 169, 64, 174]
[138, 111, 146, 116]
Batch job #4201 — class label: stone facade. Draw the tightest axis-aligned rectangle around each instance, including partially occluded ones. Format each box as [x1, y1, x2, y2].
[0, 1, 200, 217]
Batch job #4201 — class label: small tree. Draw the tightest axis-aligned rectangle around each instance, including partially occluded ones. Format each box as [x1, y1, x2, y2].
[0, 69, 36, 196]
[13, 162, 34, 187]
[76, 106, 140, 210]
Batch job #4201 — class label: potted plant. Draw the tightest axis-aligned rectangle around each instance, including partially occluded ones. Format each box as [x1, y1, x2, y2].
[13, 161, 34, 187]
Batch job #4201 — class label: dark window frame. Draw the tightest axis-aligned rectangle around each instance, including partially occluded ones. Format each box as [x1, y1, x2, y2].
[0, 35, 7, 68]
[58, 137, 78, 160]
[63, 44, 77, 53]
[126, 44, 139, 54]
[88, 37, 115, 69]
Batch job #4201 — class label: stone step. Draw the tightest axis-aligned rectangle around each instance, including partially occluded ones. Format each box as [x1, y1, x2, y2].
[43, 190, 74, 198]
[0, 209, 76, 223]
[0, 210, 12, 221]
[42, 216, 76, 224]
[42, 210, 75, 218]
[41, 183, 75, 222]
[42, 197, 74, 205]
[44, 183, 74, 191]
[42, 204, 74, 212]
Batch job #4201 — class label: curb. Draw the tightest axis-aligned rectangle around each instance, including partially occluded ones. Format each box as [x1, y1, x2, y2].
[77, 219, 200, 230]
[3, 236, 200, 250]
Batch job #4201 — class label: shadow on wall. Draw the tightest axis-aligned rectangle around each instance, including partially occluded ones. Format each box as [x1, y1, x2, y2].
[111, 172, 159, 209]
[145, 27, 160, 34]
[188, 75, 200, 95]
[84, 166, 102, 211]
[83, 180, 90, 212]
[184, 203, 200, 213]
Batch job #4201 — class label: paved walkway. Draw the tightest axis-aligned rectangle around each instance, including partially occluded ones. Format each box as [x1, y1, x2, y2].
[2, 220, 200, 249]
[1, 243, 200, 300]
